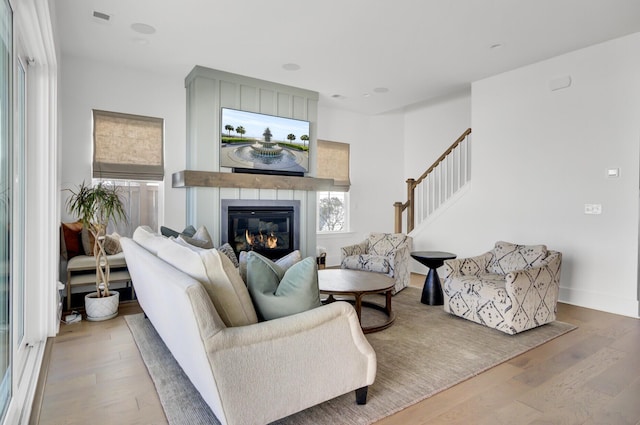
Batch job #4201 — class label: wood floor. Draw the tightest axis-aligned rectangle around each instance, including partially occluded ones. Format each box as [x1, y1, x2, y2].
[36, 274, 640, 425]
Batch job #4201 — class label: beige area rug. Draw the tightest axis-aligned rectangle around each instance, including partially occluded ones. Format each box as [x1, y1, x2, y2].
[125, 287, 576, 425]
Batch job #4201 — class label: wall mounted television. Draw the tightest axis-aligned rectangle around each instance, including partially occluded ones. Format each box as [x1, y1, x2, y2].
[220, 107, 310, 176]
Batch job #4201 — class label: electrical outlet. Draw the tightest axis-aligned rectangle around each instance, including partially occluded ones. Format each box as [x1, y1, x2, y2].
[584, 204, 602, 215]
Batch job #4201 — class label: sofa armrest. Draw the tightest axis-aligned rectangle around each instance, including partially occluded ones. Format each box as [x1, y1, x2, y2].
[206, 301, 376, 425]
[341, 240, 369, 260]
[442, 252, 492, 278]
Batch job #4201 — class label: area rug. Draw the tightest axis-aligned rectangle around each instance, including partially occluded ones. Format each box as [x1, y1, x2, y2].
[125, 287, 576, 425]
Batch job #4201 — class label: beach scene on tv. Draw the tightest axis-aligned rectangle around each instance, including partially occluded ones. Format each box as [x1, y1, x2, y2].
[220, 108, 310, 174]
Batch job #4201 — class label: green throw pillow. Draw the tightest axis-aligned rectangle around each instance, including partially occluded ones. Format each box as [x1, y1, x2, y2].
[246, 251, 322, 321]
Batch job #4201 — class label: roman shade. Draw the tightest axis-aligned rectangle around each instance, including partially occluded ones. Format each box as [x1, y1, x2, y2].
[317, 139, 350, 188]
[93, 110, 164, 181]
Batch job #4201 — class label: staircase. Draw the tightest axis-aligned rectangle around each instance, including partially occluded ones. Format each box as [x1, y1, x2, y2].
[394, 128, 472, 233]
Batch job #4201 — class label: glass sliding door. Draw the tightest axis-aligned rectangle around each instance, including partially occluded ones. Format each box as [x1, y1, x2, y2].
[12, 53, 26, 379]
[0, 0, 11, 420]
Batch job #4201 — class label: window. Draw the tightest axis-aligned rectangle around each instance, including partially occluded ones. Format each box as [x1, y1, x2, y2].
[316, 140, 350, 233]
[0, 0, 11, 416]
[92, 110, 164, 235]
[317, 191, 349, 232]
[94, 179, 159, 236]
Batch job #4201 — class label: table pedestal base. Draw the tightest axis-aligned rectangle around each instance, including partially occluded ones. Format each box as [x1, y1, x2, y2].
[421, 268, 444, 305]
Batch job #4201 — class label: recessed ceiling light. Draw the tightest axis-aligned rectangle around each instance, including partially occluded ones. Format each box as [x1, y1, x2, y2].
[373, 87, 389, 93]
[131, 23, 156, 35]
[362, 93, 371, 97]
[282, 63, 301, 71]
[490, 43, 503, 50]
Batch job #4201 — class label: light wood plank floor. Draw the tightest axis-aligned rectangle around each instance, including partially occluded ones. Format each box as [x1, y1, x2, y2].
[36, 275, 640, 425]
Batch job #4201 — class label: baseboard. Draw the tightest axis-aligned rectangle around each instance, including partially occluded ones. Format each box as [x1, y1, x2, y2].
[559, 286, 639, 318]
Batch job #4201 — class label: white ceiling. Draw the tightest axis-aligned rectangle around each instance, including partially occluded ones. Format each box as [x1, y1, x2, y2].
[55, 0, 640, 115]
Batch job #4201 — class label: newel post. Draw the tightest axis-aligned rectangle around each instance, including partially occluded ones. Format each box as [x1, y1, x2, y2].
[407, 178, 416, 233]
[393, 202, 404, 233]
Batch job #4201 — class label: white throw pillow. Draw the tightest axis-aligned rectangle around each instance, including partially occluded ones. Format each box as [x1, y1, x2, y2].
[157, 240, 258, 327]
[132, 225, 173, 255]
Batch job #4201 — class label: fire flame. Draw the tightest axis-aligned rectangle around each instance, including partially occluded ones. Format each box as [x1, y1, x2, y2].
[245, 229, 278, 249]
[267, 233, 277, 249]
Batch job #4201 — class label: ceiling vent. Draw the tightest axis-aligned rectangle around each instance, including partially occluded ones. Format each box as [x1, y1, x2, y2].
[92, 10, 112, 23]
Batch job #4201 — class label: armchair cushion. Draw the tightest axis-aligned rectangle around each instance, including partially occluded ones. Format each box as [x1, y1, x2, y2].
[341, 254, 389, 274]
[368, 232, 408, 256]
[487, 241, 547, 274]
[246, 252, 322, 321]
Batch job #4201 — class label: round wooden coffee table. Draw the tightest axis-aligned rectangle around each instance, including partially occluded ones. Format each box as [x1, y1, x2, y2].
[318, 269, 396, 333]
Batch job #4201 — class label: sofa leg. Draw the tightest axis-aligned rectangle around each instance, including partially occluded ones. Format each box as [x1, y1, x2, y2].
[355, 386, 368, 405]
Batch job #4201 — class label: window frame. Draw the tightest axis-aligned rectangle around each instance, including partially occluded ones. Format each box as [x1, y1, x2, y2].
[316, 190, 350, 234]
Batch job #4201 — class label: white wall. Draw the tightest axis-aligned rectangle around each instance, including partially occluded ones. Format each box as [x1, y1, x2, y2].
[403, 91, 472, 180]
[59, 54, 186, 230]
[411, 33, 640, 317]
[317, 106, 405, 266]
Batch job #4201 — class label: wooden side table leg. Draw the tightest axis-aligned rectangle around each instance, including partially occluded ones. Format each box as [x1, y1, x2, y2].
[66, 270, 72, 311]
[354, 294, 363, 324]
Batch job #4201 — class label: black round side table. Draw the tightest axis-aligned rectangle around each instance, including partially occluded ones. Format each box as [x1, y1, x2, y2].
[410, 251, 457, 305]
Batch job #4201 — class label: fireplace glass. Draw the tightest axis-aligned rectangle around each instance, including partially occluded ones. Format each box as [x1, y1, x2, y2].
[226, 206, 295, 260]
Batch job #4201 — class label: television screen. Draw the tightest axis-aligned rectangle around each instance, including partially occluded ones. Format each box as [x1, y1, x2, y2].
[220, 108, 310, 175]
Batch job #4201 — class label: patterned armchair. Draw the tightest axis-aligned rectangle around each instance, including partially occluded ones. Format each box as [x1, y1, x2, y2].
[341, 233, 412, 294]
[441, 241, 562, 335]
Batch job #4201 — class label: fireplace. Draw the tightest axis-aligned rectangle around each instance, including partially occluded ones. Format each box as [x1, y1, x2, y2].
[221, 200, 300, 260]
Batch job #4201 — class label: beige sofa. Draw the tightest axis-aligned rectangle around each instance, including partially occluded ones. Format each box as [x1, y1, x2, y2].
[442, 241, 562, 335]
[121, 227, 376, 425]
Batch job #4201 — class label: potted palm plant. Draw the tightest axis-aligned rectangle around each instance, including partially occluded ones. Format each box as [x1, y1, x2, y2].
[66, 181, 127, 321]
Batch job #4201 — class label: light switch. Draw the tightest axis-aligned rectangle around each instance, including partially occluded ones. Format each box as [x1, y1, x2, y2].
[584, 204, 602, 215]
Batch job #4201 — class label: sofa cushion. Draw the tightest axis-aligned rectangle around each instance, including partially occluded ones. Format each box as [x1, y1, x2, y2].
[160, 224, 197, 238]
[488, 241, 548, 274]
[157, 240, 258, 327]
[104, 233, 123, 255]
[132, 226, 174, 255]
[67, 251, 127, 271]
[342, 254, 390, 274]
[179, 225, 214, 249]
[61, 221, 84, 260]
[81, 226, 97, 256]
[238, 250, 302, 283]
[246, 252, 321, 321]
[217, 243, 239, 268]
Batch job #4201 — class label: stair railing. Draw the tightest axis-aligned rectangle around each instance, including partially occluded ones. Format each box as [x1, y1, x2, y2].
[394, 128, 472, 233]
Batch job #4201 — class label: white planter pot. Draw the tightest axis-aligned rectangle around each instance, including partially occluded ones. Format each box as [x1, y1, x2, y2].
[85, 290, 119, 321]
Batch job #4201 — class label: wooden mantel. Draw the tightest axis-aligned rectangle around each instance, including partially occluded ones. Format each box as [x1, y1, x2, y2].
[172, 170, 348, 192]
